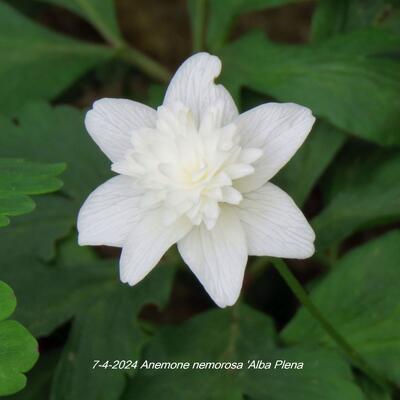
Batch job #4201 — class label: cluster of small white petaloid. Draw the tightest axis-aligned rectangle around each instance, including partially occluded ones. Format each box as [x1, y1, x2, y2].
[111, 101, 262, 230]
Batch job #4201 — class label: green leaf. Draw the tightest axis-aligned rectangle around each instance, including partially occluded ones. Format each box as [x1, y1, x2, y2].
[0, 195, 34, 229]
[220, 29, 400, 146]
[33, 0, 122, 45]
[273, 121, 346, 207]
[205, 0, 300, 51]
[0, 102, 110, 202]
[0, 158, 65, 227]
[0, 2, 112, 115]
[0, 159, 64, 196]
[123, 306, 363, 400]
[0, 102, 111, 260]
[50, 263, 176, 400]
[0, 196, 76, 261]
[312, 151, 400, 249]
[57, 233, 99, 266]
[5, 350, 60, 400]
[282, 230, 400, 384]
[0, 281, 38, 396]
[1, 259, 116, 337]
[312, 0, 399, 41]
[0, 281, 16, 321]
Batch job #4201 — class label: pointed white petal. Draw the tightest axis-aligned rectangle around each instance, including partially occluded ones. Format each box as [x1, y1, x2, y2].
[235, 103, 315, 193]
[178, 207, 247, 308]
[77, 175, 143, 247]
[120, 213, 191, 286]
[163, 53, 238, 127]
[225, 163, 254, 180]
[85, 98, 156, 162]
[238, 148, 263, 164]
[221, 186, 243, 204]
[238, 183, 315, 259]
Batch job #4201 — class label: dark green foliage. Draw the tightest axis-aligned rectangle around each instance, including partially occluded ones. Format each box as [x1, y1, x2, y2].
[1, 0, 400, 398]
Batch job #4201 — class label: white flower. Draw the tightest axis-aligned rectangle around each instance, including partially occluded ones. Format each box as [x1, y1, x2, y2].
[77, 53, 316, 308]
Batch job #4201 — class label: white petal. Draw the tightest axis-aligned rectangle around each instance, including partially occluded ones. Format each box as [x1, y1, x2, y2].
[225, 163, 254, 180]
[163, 53, 238, 127]
[85, 98, 156, 162]
[238, 148, 263, 164]
[120, 213, 191, 286]
[178, 207, 247, 308]
[77, 175, 143, 247]
[235, 103, 315, 193]
[221, 186, 243, 204]
[238, 183, 315, 259]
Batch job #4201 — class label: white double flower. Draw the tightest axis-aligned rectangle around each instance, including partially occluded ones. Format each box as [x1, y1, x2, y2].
[78, 53, 316, 307]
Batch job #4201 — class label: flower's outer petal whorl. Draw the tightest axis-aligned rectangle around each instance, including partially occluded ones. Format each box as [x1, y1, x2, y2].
[77, 175, 143, 247]
[85, 98, 156, 162]
[163, 52, 238, 126]
[120, 213, 192, 286]
[178, 207, 247, 308]
[238, 183, 315, 259]
[235, 103, 315, 193]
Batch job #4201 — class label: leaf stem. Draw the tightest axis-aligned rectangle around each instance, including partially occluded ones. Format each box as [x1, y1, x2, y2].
[273, 258, 390, 392]
[192, 0, 207, 52]
[116, 45, 171, 83]
[82, 3, 171, 84]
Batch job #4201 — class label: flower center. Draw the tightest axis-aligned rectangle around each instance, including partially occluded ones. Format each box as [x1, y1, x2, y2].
[112, 101, 262, 230]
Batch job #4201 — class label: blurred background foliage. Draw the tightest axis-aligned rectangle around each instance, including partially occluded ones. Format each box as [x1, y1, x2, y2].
[0, 0, 400, 399]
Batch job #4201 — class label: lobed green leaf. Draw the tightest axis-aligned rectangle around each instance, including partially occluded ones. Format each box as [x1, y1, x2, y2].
[0, 159, 65, 227]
